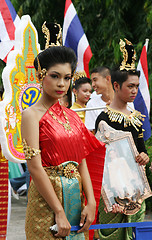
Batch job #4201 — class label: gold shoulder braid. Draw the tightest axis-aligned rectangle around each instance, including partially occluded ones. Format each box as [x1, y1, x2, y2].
[22, 139, 41, 160]
[105, 105, 145, 131]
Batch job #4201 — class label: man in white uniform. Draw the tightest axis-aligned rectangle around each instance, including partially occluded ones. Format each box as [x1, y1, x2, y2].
[85, 66, 113, 132]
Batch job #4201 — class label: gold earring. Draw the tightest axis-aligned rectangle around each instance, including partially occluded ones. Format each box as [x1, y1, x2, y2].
[39, 82, 43, 94]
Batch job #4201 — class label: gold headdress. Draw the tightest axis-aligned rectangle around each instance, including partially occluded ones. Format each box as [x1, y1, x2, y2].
[37, 56, 47, 83]
[119, 38, 136, 71]
[42, 21, 62, 49]
[37, 21, 62, 83]
[72, 70, 87, 86]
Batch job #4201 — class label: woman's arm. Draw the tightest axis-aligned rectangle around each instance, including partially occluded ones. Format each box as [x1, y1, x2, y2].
[21, 109, 71, 237]
[77, 159, 96, 233]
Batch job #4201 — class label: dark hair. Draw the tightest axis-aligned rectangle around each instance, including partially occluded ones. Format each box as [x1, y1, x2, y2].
[111, 69, 140, 89]
[34, 46, 77, 75]
[72, 77, 91, 90]
[66, 87, 72, 108]
[90, 66, 111, 77]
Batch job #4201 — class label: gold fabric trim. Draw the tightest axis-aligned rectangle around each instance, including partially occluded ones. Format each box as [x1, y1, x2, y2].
[0, 158, 7, 163]
[0, 184, 8, 187]
[0, 178, 8, 181]
[0, 201, 8, 204]
[0, 219, 7, 222]
[138, 133, 144, 138]
[105, 105, 145, 131]
[22, 139, 41, 160]
[0, 207, 7, 210]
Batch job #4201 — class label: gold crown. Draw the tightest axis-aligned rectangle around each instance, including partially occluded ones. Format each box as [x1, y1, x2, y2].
[72, 70, 87, 85]
[42, 21, 62, 49]
[37, 21, 62, 83]
[119, 38, 136, 71]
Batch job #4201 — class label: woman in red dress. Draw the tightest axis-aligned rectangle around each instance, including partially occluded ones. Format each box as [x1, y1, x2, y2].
[21, 27, 105, 239]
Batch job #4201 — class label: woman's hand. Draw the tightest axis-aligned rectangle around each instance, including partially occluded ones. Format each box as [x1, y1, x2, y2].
[136, 152, 149, 165]
[54, 210, 71, 237]
[104, 203, 124, 214]
[111, 203, 124, 214]
[77, 202, 96, 233]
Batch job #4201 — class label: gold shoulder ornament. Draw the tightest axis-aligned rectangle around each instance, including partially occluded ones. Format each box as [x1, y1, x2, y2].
[105, 105, 145, 131]
[22, 139, 41, 160]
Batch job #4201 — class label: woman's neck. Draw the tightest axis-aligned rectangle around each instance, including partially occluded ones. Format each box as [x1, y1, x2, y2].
[40, 94, 58, 109]
[75, 100, 86, 108]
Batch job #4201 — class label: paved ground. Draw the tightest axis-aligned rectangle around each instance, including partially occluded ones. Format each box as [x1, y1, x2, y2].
[7, 196, 152, 240]
[7, 196, 27, 240]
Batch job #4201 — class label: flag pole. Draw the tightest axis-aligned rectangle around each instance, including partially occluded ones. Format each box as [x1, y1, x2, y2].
[145, 38, 149, 51]
[73, 106, 106, 112]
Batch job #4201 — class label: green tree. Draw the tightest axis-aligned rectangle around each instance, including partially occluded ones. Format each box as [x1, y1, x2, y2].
[2, 0, 152, 104]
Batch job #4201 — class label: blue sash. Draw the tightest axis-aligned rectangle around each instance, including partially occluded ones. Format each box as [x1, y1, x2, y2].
[60, 161, 85, 240]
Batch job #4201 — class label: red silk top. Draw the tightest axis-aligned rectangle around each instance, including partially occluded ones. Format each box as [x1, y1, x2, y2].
[39, 101, 105, 167]
[39, 101, 105, 232]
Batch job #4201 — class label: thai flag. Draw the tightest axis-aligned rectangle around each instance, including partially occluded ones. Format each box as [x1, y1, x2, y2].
[0, 0, 20, 62]
[134, 39, 151, 141]
[63, 0, 92, 77]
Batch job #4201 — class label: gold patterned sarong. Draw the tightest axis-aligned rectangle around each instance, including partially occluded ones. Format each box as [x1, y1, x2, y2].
[25, 162, 89, 240]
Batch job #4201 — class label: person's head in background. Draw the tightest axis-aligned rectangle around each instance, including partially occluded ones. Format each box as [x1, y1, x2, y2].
[90, 66, 114, 103]
[111, 69, 140, 104]
[72, 71, 92, 107]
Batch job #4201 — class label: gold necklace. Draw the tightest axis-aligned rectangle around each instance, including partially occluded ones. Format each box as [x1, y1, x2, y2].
[42, 102, 72, 132]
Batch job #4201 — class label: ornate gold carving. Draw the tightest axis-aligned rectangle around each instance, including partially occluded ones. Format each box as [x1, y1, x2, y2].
[119, 38, 136, 71]
[45, 163, 79, 179]
[37, 57, 47, 83]
[42, 21, 50, 49]
[114, 189, 142, 215]
[63, 163, 78, 179]
[42, 21, 62, 49]
[22, 139, 41, 160]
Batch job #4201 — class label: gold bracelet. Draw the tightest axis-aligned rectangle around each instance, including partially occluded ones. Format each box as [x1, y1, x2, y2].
[22, 139, 41, 160]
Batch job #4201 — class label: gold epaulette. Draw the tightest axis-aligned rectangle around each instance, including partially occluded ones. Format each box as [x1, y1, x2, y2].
[105, 105, 145, 131]
[22, 139, 41, 160]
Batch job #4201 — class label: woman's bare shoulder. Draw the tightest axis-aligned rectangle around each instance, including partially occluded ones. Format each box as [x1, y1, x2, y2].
[22, 104, 45, 123]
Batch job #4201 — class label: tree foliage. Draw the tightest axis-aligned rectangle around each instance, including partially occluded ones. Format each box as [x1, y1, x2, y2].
[1, 0, 152, 100]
